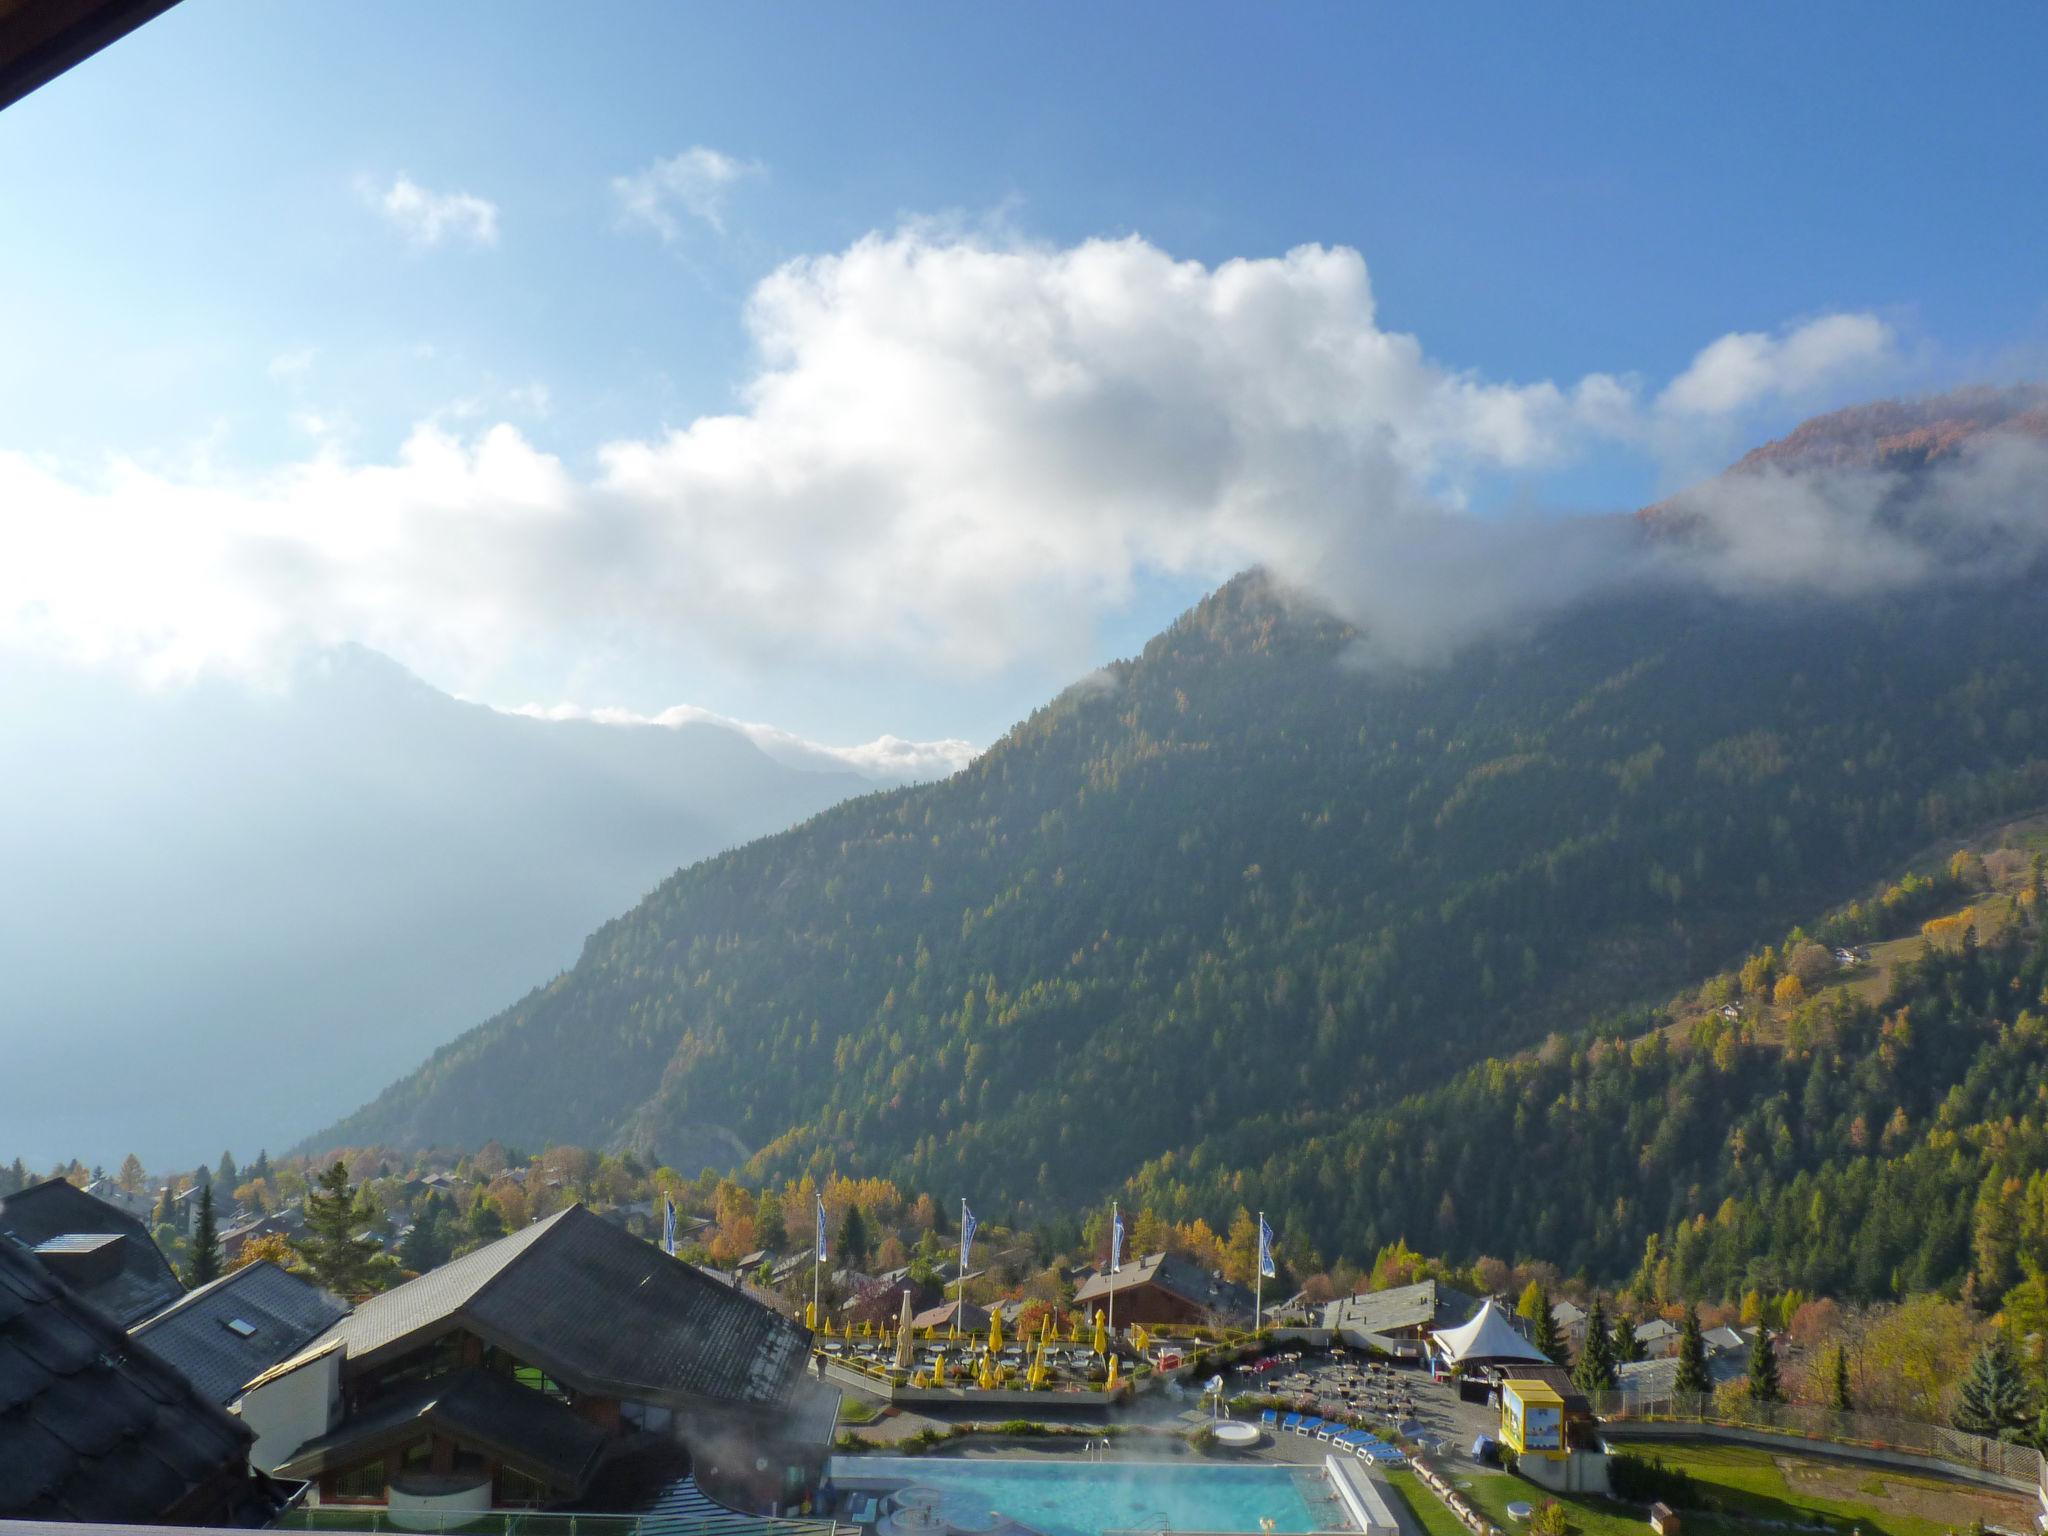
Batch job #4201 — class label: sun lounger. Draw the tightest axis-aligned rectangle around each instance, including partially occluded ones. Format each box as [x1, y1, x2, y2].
[1281, 1412, 1302, 1432]
[1296, 1417, 1324, 1435]
[1260, 1409, 1278, 1426]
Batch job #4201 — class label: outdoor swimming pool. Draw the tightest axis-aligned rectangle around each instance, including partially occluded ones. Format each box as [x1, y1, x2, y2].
[829, 1456, 1360, 1535]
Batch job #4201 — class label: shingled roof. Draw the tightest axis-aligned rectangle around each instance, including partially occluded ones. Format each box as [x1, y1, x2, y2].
[0, 1179, 182, 1326]
[131, 1261, 348, 1406]
[1072, 1252, 1255, 1320]
[270, 1204, 814, 1414]
[0, 1234, 254, 1522]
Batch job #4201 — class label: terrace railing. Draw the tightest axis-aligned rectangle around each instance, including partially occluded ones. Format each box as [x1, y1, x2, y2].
[1589, 1387, 2048, 1497]
[271, 1508, 849, 1536]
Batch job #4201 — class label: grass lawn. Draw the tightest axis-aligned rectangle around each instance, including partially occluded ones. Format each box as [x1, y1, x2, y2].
[1381, 1468, 1473, 1536]
[1412, 1440, 2027, 1536]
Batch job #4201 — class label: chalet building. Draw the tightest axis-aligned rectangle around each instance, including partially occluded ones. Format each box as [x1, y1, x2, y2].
[0, 1178, 184, 1325]
[1072, 1252, 1256, 1329]
[1321, 1279, 1479, 1355]
[1634, 1317, 1681, 1358]
[840, 1274, 940, 1330]
[132, 1260, 348, 1406]
[909, 1298, 989, 1335]
[0, 1234, 269, 1523]
[239, 1205, 838, 1518]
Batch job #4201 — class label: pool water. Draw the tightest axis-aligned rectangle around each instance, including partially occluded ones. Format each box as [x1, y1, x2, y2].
[837, 1456, 1357, 1535]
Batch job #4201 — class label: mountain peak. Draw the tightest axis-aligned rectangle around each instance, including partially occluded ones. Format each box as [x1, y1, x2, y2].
[1727, 382, 2048, 475]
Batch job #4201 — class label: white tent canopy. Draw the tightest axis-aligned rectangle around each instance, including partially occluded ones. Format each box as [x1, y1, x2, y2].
[1430, 1298, 1552, 1367]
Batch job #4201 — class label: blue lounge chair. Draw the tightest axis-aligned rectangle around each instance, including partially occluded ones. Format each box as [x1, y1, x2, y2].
[1333, 1431, 1366, 1448]
[1296, 1417, 1325, 1436]
[1260, 1409, 1277, 1427]
[1280, 1412, 1302, 1432]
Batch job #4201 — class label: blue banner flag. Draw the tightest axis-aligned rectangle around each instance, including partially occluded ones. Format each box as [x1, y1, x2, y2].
[1110, 1206, 1125, 1274]
[662, 1197, 677, 1257]
[1258, 1213, 1277, 1279]
[960, 1202, 978, 1275]
[816, 1194, 829, 1262]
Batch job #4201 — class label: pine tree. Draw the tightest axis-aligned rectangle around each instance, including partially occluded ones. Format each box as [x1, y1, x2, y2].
[1674, 1304, 1711, 1399]
[1954, 1335, 2035, 1441]
[188, 1182, 220, 1287]
[1572, 1297, 1618, 1394]
[293, 1162, 383, 1297]
[1613, 1309, 1645, 1364]
[116, 1154, 146, 1196]
[215, 1151, 238, 1194]
[1746, 1324, 1782, 1405]
[1829, 1343, 1852, 1412]
[838, 1203, 873, 1270]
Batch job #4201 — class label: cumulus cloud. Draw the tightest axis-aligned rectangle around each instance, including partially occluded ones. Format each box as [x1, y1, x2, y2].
[611, 147, 762, 240]
[1659, 313, 1896, 418]
[0, 223, 1965, 702]
[505, 701, 976, 782]
[370, 173, 500, 248]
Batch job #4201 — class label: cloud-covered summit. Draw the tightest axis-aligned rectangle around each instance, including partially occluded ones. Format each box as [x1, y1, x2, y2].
[0, 223, 1914, 704]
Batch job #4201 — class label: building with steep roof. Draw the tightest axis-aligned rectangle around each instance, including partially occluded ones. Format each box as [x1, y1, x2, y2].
[0, 1178, 183, 1325]
[238, 1204, 836, 1516]
[131, 1260, 348, 1407]
[1071, 1252, 1255, 1329]
[1321, 1279, 1481, 1354]
[0, 1233, 264, 1523]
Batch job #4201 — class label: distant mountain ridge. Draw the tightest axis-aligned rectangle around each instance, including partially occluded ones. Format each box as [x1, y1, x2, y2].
[1729, 383, 2048, 474]
[0, 648, 887, 1168]
[317, 392, 2048, 1246]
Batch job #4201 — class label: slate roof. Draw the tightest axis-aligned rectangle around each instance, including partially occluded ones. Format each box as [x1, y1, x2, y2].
[131, 1261, 349, 1406]
[0, 1234, 253, 1522]
[1321, 1279, 1478, 1336]
[271, 1204, 814, 1414]
[273, 1366, 607, 1490]
[1072, 1252, 1256, 1321]
[0, 1179, 183, 1326]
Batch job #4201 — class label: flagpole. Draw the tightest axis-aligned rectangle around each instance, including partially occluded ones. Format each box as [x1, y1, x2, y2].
[1107, 1199, 1117, 1348]
[1254, 1208, 1263, 1334]
[957, 1197, 966, 1328]
[812, 1193, 824, 1342]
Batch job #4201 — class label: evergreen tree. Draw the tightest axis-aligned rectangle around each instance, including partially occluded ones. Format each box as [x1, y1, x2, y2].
[1829, 1343, 1852, 1412]
[1572, 1297, 1618, 1394]
[1529, 1283, 1564, 1363]
[215, 1151, 238, 1194]
[187, 1183, 220, 1287]
[1746, 1324, 1783, 1405]
[1954, 1334, 2035, 1441]
[251, 1150, 272, 1186]
[293, 1162, 383, 1297]
[1674, 1304, 1711, 1399]
[1613, 1309, 1645, 1363]
[838, 1203, 873, 1270]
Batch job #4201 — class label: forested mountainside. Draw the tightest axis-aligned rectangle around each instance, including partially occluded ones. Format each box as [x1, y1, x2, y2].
[317, 452, 2048, 1234]
[1127, 832, 2048, 1301]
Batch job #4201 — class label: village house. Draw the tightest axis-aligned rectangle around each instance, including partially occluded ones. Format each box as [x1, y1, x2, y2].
[1073, 1251, 1256, 1329]
[1634, 1316, 1681, 1358]
[1322, 1279, 1480, 1356]
[239, 1204, 838, 1517]
[131, 1260, 349, 1407]
[0, 1178, 184, 1325]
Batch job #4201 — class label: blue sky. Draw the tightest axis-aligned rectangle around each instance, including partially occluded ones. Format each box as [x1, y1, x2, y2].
[3, 0, 2045, 752]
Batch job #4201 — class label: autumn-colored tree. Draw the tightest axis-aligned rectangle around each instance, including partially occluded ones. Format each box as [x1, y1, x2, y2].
[1773, 973, 1806, 1006]
[116, 1153, 146, 1195]
[229, 1231, 297, 1273]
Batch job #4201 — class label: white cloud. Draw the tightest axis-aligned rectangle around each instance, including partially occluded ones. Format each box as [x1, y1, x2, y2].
[504, 701, 976, 782]
[370, 173, 500, 248]
[611, 146, 762, 241]
[1659, 313, 1895, 417]
[0, 224, 1959, 699]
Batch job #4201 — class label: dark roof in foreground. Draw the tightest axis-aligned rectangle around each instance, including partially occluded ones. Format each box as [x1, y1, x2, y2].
[0, 1236, 252, 1521]
[273, 1367, 606, 1490]
[0, 0, 184, 113]
[131, 1261, 349, 1406]
[271, 1204, 815, 1413]
[0, 1180, 182, 1326]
